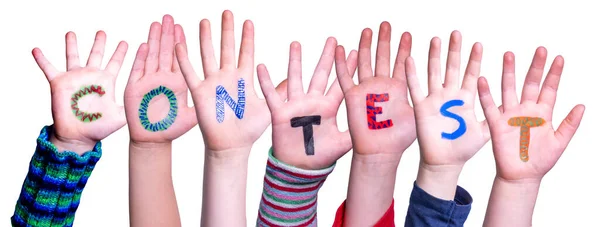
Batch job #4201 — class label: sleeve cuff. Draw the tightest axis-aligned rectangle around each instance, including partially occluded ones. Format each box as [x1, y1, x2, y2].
[11, 126, 102, 227]
[37, 125, 102, 164]
[405, 181, 472, 226]
[257, 147, 335, 227]
[333, 200, 395, 227]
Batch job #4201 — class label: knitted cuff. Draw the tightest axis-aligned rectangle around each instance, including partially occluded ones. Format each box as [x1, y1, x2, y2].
[12, 126, 102, 227]
[257, 148, 335, 227]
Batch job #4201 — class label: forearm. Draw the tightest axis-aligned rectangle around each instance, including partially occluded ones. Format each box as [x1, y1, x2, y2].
[483, 177, 541, 227]
[415, 162, 463, 200]
[257, 148, 334, 226]
[201, 147, 250, 227]
[12, 126, 101, 227]
[128, 141, 180, 227]
[344, 153, 400, 227]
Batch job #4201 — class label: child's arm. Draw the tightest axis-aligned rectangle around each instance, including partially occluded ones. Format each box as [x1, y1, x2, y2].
[174, 10, 287, 226]
[478, 48, 585, 226]
[332, 22, 418, 226]
[125, 15, 198, 227]
[12, 127, 101, 227]
[254, 37, 357, 226]
[403, 30, 487, 226]
[12, 30, 128, 226]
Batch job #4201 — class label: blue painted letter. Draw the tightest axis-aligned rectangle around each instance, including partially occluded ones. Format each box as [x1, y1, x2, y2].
[216, 78, 246, 123]
[440, 99, 466, 140]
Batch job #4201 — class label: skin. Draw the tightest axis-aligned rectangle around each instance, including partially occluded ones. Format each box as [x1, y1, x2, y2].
[334, 22, 417, 226]
[174, 10, 286, 227]
[32, 30, 128, 154]
[124, 15, 197, 227]
[257, 37, 358, 170]
[479, 47, 585, 226]
[405, 31, 491, 200]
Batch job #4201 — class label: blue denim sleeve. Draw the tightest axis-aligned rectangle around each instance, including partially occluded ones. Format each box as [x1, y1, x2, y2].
[404, 181, 472, 227]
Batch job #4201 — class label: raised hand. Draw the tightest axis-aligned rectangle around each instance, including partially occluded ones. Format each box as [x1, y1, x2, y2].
[335, 22, 417, 226]
[257, 37, 358, 170]
[406, 31, 489, 166]
[124, 15, 197, 143]
[33, 30, 128, 153]
[175, 10, 285, 152]
[478, 47, 585, 181]
[335, 22, 416, 156]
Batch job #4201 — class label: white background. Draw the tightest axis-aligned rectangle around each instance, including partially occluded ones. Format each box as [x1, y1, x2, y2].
[0, 0, 598, 226]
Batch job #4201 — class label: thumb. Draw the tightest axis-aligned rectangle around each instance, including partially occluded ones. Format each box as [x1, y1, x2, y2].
[275, 79, 288, 102]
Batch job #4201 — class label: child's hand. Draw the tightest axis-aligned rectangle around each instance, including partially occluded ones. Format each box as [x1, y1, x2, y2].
[176, 11, 285, 152]
[478, 47, 585, 182]
[334, 23, 416, 157]
[257, 38, 358, 170]
[124, 15, 197, 144]
[33, 30, 128, 153]
[405, 31, 489, 170]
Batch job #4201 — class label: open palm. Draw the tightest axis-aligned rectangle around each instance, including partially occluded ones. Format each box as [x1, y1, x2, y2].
[257, 37, 358, 170]
[335, 23, 416, 156]
[478, 47, 585, 181]
[124, 15, 197, 143]
[176, 11, 285, 152]
[405, 31, 490, 165]
[34, 31, 127, 144]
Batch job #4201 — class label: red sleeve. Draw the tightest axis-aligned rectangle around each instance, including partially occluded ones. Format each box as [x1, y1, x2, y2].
[332, 199, 395, 227]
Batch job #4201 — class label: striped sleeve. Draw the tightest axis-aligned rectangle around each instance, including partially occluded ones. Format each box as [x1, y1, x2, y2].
[257, 148, 335, 227]
[11, 126, 102, 227]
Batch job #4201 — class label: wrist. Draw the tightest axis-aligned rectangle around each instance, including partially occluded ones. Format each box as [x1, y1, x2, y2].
[49, 132, 96, 155]
[494, 176, 542, 191]
[130, 140, 172, 152]
[415, 162, 464, 200]
[205, 146, 251, 167]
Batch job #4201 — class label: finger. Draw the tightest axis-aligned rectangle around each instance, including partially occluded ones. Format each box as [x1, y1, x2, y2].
[392, 32, 412, 103]
[32, 48, 59, 82]
[537, 55, 564, 110]
[86, 31, 107, 68]
[461, 42, 483, 94]
[405, 56, 425, 103]
[444, 31, 462, 89]
[327, 49, 357, 103]
[257, 64, 283, 110]
[477, 77, 501, 121]
[275, 79, 288, 102]
[374, 22, 391, 78]
[308, 37, 337, 95]
[65, 31, 81, 70]
[220, 10, 236, 70]
[128, 43, 149, 84]
[555, 104, 585, 150]
[520, 46, 548, 104]
[145, 22, 162, 74]
[158, 15, 175, 71]
[238, 20, 254, 72]
[501, 52, 519, 110]
[172, 24, 187, 72]
[427, 37, 443, 94]
[287, 41, 304, 100]
[334, 46, 355, 93]
[105, 41, 128, 76]
[357, 28, 374, 83]
[176, 43, 202, 90]
[199, 19, 218, 75]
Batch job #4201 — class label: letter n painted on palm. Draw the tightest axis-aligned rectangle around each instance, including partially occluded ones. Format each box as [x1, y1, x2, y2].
[216, 78, 246, 123]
